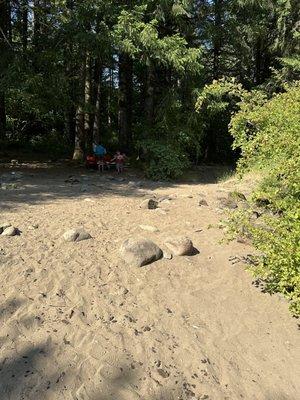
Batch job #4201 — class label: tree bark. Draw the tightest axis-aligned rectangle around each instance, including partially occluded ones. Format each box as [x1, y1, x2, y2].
[73, 53, 87, 161]
[73, 104, 85, 161]
[107, 67, 114, 130]
[0, 93, 6, 140]
[84, 53, 93, 154]
[67, 106, 76, 146]
[21, 0, 28, 51]
[92, 61, 103, 144]
[118, 52, 133, 150]
[33, 0, 41, 49]
[212, 0, 223, 79]
[0, 0, 11, 139]
[145, 59, 155, 128]
[65, 0, 76, 147]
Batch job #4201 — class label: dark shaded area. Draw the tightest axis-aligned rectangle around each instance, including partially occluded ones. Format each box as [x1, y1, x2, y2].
[0, 298, 25, 322]
[0, 348, 296, 400]
[190, 247, 200, 256]
[89, 362, 185, 400]
[0, 345, 50, 399]
[0, 163, 233, 211]
[0, 351, 186, 399]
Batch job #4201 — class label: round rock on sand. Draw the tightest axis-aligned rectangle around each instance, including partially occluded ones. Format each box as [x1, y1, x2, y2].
[0, 222, 12, 234]
[120, 238, 163, 267]
[2, 226, 17, 237]
[164, 236, 194, 256]
[139, 198, 158, 210]
[63, 229, 92, 242]
[198, 198, 208, 206]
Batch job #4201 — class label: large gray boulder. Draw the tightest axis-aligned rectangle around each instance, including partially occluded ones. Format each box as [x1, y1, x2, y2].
[164, 236, 194, 256]
[120, 238, 163, 267]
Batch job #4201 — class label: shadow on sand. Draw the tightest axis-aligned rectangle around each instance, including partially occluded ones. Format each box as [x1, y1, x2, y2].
[0, 162, 233, 211]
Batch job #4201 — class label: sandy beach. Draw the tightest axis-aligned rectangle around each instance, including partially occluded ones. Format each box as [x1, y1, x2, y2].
[0, 164, 299, 400]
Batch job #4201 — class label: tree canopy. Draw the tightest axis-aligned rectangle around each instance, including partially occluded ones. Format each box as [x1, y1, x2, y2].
[0, 0, 299, 167]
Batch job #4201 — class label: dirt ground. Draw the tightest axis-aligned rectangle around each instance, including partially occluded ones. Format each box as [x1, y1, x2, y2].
[0, 163, 299, 400]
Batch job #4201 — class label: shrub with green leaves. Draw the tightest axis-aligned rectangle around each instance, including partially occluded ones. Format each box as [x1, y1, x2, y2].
[229, 82, 300, 315]
[195, 78, 247, 162]
[138, 140, 190, 181]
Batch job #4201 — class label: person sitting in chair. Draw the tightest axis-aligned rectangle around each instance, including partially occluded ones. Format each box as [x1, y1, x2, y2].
[93, 143, 106, 158]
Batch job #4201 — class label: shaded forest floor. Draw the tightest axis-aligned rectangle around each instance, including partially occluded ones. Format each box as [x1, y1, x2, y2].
[0, 163, 299, 400]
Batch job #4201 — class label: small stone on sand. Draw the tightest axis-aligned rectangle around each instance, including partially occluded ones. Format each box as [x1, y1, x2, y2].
[164, 236, 194, 256]
[2, 226, 17, 236]
[139, 225, 159, 233]
[63, 229, 92, 242]
[139, 198, 158, 210]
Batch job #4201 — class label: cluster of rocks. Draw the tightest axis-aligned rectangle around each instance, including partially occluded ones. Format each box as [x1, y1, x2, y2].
[120, 236, 195, 267]
[0, 221, 92, 242]
[0, 222, 18, 236]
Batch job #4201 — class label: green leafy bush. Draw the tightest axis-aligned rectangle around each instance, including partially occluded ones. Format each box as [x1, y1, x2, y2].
[139, 140, 190, 180]
[228, 82, 300, 315]
[195, 78, 247, 162]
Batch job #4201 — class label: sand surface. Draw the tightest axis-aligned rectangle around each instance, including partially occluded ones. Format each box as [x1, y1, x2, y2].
[0, 164, 299, 400]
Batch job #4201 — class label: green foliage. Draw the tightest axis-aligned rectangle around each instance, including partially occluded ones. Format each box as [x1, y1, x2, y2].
[195, 78, 247, 162]
[268, 56, 300, 90]
[196, 78, 246, 113]
[114, 5, 201, 74]
[139, 139, 190, 180]
[229, 82, 300, 315]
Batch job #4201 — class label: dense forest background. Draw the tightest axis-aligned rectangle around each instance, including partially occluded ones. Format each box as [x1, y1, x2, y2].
[0, 1, 300, 313]
[0, 0, 299, 172]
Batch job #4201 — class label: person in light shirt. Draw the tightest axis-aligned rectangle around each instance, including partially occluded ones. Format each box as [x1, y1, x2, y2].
[111, 150, 127, 174]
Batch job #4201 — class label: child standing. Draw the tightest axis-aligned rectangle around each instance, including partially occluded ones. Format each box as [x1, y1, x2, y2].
[112, 151, 126, 174]
[97, 157, 105, 172]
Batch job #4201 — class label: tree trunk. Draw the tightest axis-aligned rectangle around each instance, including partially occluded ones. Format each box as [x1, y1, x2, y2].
[118, 52, 133, 150]
[7, 0, 12, 42]
[212, 0, 223, 79]
[33, 0, 41, 48]
[139, 68, 147, 120]
[0, 0, 11, 139]
[73, 53, 87, 161]
[73, 105, 85, 161]
[67, 106, 76, 146]
[145, 59, 155, 127]
[65, 0, 76, 147]
[0, 93, 6, 140]
[107, 67, 113, 130]
[93, 61, 103, 144]
[21, 0, 28, 51]
[84, 53, 93, 154]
